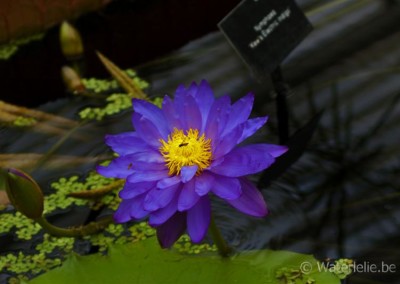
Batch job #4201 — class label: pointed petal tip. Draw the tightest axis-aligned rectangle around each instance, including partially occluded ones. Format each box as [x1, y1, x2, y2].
[156, 212, 186, 248]
[189, 81, 199, 88]
[187, 196, 211, 243]
[199, 79, 211, 88]
[177, 180, 200, 211]
[96, 165, 108, 176]
[180, 165, 198, 183]
[226, 178, 269, 217]
[175, 83, 186, 93]
[113, 215, 123, 223]
[268, 144, 289, 158]
[243, 92, 255, 103]
[254, 204, 268, 217]
[261, 115, 269, 124]
[113, 211, 130, 223]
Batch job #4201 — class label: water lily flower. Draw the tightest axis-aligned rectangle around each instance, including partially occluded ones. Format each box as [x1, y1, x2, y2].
[98, 80, 287, 248]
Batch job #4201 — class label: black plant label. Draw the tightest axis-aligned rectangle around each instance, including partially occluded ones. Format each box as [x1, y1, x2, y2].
[218, 0, 313, 80]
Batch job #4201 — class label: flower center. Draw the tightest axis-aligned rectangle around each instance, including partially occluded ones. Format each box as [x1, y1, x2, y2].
[159, 128, 212, 176]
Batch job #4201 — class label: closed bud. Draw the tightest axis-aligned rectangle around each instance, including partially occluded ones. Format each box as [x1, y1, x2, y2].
[1, 168, 44, 219]
[59, 21, 84, 59]
[61, 66, 86, 93]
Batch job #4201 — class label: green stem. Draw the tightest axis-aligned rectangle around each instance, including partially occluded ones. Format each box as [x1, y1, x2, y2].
[35, 215, 113, 237]
[209, 215, 232, 257]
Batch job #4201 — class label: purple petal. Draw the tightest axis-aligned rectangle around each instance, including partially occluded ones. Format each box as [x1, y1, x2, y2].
[213, 124, 244, 160]
[185, 81, 199, 97]
[180, 165, 198, 183]
[105, 132, 148, 155]
[173, 85, 188, 130]
[156, 212, 186, 248]
[129, 193, 149, 219]
[132, 99, 170, 138]
[183, 95, 202, 130]
[128, 153, 164, 170]
[174, 84, 187, 102]
[211, 174, 242, 200]
[149, 188, 180, 226]
[128, 150, 164, 163]
[131, 113, 163, 148]
[162, 95, 182, 130]
[115, 151, 165, 172]
[96, 156, 134, 179]
[130, 162, 165, 171]
[143, 183, 180, 211]
[113, 199, 133, 223]
[193, 80, 215, 131]
[222, 93, 254, 136]
[194, 171, 214, 196]
[119, 181, 156, 199]
[178, 179, 200, 211]
[127, 170, 169, 183]
[238, 116, 268, 143]
[187, 196, 211, 243]
[261, 144, 288, 157]
[210, 144, 277, 177]
[157, 176, 181, 189]
[227, 178, 268, 217]
[204, 95, 231, 143]
[149, 196, 177, 227]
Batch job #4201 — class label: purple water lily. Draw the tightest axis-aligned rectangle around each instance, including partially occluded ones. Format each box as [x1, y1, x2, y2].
[98, 80, 287, 248]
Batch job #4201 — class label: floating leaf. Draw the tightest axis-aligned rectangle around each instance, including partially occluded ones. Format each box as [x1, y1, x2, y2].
[30, 237, 341, 284]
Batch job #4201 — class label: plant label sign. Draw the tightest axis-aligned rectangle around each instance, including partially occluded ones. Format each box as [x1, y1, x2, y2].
[218, 0, 313, 80]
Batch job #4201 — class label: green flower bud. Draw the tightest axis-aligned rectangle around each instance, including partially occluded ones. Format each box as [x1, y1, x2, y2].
[1, 168, 44, 219]
[59, 21, 84, 60]
[61, 66, 86, 94]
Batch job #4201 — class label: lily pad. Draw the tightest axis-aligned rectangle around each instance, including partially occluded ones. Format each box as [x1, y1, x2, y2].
[30, 237, 340, 284]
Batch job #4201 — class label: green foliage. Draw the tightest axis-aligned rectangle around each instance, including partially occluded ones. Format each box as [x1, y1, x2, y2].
[81, 70, 148, 94]
[0, 34, 44, 60]
[0, 252, 62, 275]
[12, 116, 37, 127]
[78, 69, 152, 121]
[152, 97, 163, 108]
[79, 93, 132, 121]
[174, 234, 217, 255]
[0, 212, 42, 240]
[81, 78, 120, 93]
[30, 237, 341, 284]
[46, 172, 122, 213]
[331, 259, 353, 279]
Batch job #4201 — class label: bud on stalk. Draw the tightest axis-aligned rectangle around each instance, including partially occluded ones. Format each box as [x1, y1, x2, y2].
[59, 21, 84, 60]
[1, 168, 44, 219]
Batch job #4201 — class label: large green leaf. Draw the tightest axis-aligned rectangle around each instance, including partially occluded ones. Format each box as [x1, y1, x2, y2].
[30, 237, 341, 284]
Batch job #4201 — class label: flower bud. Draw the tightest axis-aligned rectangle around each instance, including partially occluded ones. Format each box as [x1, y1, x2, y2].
[61, 66, 86, 94]
[59, 21, 84, 60]
[1, 168, 44, 219]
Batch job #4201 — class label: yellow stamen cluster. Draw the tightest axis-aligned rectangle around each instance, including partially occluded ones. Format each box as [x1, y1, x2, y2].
[159, 128, 212, 176]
